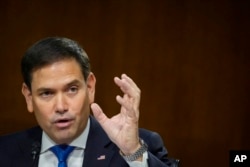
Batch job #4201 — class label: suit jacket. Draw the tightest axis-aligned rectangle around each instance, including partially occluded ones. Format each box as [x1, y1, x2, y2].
[0, 116, 171, 167]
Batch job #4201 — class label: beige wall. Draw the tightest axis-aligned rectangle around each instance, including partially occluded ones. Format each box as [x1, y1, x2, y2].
[0, 0, 249, 166]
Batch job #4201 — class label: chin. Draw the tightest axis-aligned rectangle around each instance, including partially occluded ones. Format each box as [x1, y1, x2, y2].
[53, 130, 75, 144]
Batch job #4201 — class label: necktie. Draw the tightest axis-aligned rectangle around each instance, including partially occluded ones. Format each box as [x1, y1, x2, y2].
[50, 145, 75, 167]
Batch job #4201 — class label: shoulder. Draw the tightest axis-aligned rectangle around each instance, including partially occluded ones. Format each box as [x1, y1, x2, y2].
[139, 128, 164, 142]
[0, 126, 42, 148]
[0, 126, 42, 166]
[139, 128, 168, 152]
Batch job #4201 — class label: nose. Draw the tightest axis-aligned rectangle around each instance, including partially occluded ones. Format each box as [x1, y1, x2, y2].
[55, 93, 68, 114]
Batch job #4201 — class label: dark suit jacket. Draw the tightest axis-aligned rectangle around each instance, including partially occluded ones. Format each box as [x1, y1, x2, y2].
[0, 116, 171, 167]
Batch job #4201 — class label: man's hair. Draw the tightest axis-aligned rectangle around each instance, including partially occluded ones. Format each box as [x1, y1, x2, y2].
[21, 37, 91, 89]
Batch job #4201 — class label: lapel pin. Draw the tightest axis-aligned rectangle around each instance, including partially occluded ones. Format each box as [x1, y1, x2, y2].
[97, 155, 106, 160]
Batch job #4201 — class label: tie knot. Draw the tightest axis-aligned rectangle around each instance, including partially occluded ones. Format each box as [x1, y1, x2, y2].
[50, 145, 75, 166]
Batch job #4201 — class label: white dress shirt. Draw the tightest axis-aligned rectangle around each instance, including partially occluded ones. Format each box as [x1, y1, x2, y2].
[38, 118, 148, 167]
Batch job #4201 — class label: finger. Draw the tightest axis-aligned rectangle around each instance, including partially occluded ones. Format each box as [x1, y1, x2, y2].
[90, 103, 108, 124]
[114, 77, 131, 93]
[114, 75, 140, 98]
[116, 95, 138, 118]
[114, 74, 138, 90]
[116, 95, 128, 110]
[121, 74, 138, 89]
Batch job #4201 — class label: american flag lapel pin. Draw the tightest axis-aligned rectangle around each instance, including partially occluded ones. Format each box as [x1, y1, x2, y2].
[97, 155, 106, 160]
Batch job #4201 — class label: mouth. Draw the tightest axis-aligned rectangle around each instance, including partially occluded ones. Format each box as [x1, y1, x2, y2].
[54, 118, 74, 129]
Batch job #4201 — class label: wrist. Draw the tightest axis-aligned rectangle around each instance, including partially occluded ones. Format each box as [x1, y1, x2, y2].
[120, 138, 148, 161]
[120, 141, 141, 155]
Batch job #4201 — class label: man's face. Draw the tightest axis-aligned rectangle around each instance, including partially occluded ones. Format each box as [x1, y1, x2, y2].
[22, 59, 96, 144]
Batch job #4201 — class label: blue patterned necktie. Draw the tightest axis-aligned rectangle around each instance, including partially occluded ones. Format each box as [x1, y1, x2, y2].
[50, 145, 75, 167]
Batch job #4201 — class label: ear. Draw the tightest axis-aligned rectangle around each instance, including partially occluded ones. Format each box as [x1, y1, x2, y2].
[86, 72, 96, 103]
[21, 83, 34, 113]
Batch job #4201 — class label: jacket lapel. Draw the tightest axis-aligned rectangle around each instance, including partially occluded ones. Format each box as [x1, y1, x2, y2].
[11, 117, 116, 167]
[83, 116, 116, 167]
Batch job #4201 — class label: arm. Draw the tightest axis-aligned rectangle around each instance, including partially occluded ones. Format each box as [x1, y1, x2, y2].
[91, 74, 170, 166]
[91, 74, 142, 157]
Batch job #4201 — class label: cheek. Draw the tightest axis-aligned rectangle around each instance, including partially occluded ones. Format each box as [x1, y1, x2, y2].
[32, 100, 52, 123]
[72, 95, 90, 116]
[33, 110, 51, 131]
[76, 101, 89, 114]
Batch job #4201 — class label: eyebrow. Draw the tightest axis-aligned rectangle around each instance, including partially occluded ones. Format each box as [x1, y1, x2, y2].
[36, 79, 83, 93]
[65, 79, 82, 87]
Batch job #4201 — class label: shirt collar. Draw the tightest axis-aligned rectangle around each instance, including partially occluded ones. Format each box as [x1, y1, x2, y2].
[40, 117, 90, 153]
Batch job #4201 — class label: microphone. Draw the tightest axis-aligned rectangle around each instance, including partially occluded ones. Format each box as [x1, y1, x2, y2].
[31, 141, 41, 161]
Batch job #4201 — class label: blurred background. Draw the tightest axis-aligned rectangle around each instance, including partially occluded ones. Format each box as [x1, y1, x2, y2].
[0, 0, 249, 166]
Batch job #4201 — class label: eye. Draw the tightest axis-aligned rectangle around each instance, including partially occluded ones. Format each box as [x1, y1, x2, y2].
[68, 86, 78, 94]
[40, 91, 53, 98]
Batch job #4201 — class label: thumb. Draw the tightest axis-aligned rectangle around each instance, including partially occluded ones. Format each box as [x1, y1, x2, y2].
[90, 103, 108, 124]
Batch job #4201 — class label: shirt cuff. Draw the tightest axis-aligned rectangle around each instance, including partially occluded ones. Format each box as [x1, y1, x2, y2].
[125, 151, 148, 167]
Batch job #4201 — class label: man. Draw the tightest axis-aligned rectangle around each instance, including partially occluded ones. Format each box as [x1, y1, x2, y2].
[0, 37, 171, 167]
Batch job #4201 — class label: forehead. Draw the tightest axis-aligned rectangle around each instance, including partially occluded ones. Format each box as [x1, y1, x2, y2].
[31, 59, 84, 89]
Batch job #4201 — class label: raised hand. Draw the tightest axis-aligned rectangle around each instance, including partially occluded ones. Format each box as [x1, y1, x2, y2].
[91, 74, 141, 155]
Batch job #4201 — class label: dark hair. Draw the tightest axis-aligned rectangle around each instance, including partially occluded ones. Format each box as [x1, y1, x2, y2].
[21, 37, 91, 89]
